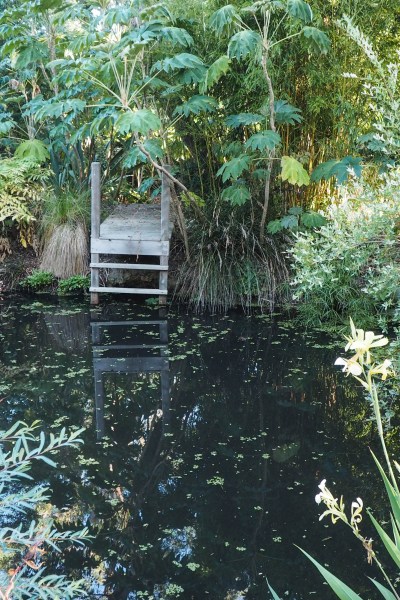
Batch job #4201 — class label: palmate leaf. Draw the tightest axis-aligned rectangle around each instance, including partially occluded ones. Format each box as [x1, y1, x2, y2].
[217, 154, 250, 182]
[298, 548, 364, 600]
[225, 113, 264, 127]
[115, 109, 161, 135]
[245, 130, 281, 152]
[161, 26, 194, 47]
[287, 0, 313, 23]
[281, 156, 310, 186]
[330, 156, 362, 184]
[15, 140, 49, 163]
[310, 159, 339, 182]
[228, 30, 261, 61]
[209, 5, 240, 35]
[153, 53, 205, 73]
[173, 95, 218, 117]
[200, 55, 231, 92]
[14, 41, 48, 69]
[301, 210, 327, 228]
[274, 99, 302, 124]
[302, 26, 331, 54]
[221, 183, 251, 206]
[311, 156, 362, 184]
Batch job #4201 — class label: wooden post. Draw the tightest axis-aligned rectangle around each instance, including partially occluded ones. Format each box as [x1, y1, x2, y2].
[90, 162, 101, 305]
[159, 171, 170, 305]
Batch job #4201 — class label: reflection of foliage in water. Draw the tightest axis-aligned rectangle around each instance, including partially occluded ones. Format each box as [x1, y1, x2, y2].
[0, 299, 392, 599]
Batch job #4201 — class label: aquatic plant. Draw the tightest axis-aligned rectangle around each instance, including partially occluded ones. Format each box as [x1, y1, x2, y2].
[0, 421, 90, 599]
[269, 319, 400, 599]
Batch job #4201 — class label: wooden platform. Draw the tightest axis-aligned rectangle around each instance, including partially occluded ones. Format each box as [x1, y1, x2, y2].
[89, 163, 173, 304]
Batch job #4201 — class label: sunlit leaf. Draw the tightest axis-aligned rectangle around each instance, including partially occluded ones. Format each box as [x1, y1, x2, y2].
[281, 156, 310, 186]
[15, 140, 49, 163]
[115, 109, 161, 135]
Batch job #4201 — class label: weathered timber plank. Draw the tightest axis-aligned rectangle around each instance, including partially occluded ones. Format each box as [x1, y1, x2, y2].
[94, 357, 169, 372]
[90, 262, 168, 270]
[90, 320, 166, 326]
[93, 344, 166, 351]
[91, 238, 169, 255]
[159, 255, 168, 306]
[100, 204, 173, 241]
[89, 286, 168, 295]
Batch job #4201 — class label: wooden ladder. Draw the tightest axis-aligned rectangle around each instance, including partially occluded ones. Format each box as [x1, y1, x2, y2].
[89, 162, 172, 305]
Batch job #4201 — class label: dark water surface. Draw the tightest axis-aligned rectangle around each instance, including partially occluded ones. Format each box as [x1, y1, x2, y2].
[0, 298, 385, 599]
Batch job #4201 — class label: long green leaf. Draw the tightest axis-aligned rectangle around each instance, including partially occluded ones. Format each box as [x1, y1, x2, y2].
[369, 578, 397, 600]
[369, 512, 400, 570]
[267, 580, 282, 600]
[371, 451, 400, 527]
[298, 547, 364, 600]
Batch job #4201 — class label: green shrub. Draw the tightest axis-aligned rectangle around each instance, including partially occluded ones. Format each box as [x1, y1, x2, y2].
[289, 171, 400, 327]
[19, 270, 55, 291]
[57, 274, 90, 295]
[0, 421, 89, 598]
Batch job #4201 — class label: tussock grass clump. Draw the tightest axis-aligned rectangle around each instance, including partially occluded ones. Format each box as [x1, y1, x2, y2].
[175, 211, 289, 313]
[40, 222, 88, 278]
[39, 190, 89, 277]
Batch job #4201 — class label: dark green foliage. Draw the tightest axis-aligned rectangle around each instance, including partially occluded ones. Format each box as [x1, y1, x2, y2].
[19, 270, 55, 290]
[57, 275, 90, 295]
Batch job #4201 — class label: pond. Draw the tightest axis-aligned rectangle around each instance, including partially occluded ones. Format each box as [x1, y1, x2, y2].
[0, 298, 388, 599]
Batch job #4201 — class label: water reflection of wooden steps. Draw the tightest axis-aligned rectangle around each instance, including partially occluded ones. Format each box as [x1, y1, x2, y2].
[91, 318, 169, 440]
[89, 162, 173, 305]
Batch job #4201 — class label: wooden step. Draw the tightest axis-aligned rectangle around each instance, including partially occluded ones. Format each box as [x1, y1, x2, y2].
[91, 238, 169, 256]
[89, 286, 167, 295]
[90, 262, 168, 271]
